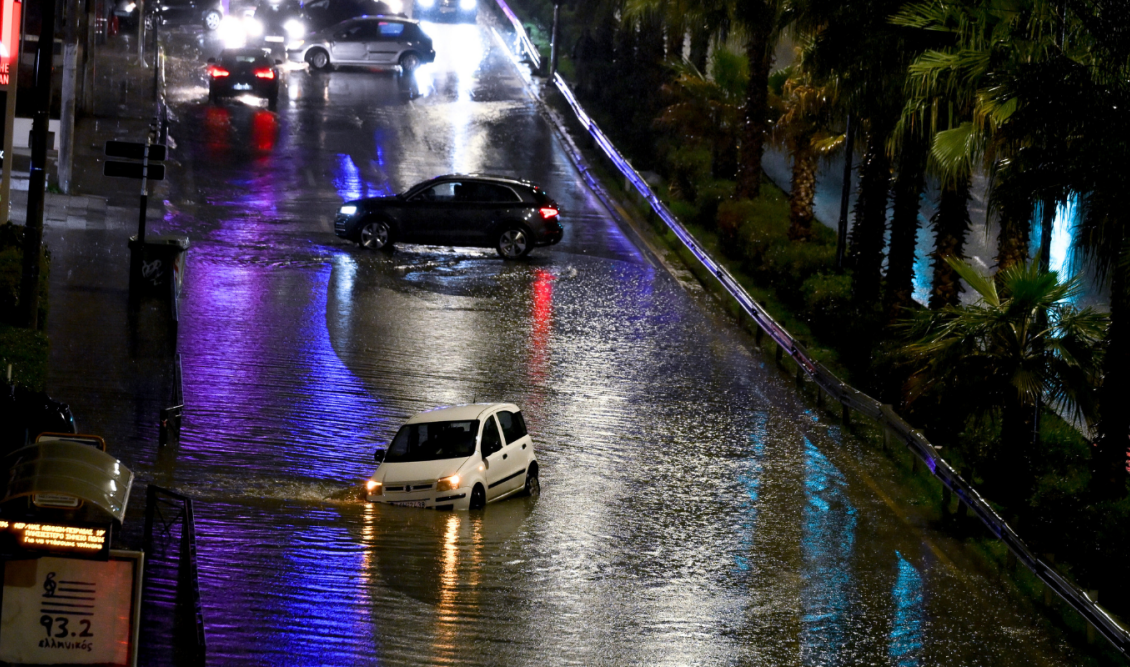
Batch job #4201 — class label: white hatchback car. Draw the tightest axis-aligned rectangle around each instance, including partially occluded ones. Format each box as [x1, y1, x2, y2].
[365, 403, 539, 510]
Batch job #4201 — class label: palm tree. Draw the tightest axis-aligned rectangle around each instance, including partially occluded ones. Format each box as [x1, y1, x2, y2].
[733, 0, 791, 199]
[768, 52, 841, 241]
[902, 258, 1107, 501]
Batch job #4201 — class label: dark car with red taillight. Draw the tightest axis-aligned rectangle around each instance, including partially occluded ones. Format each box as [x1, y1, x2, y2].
[207, 48, 282, 110]
[334, 174, 563, 259]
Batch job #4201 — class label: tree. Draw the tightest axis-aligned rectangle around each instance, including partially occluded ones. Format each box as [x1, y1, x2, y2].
[902, 258, 1107, 501]
[768, 51, 841, 241]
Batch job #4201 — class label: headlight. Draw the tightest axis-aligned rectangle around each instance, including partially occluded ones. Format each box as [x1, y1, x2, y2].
[243, 17, 264, 37]
[366, 480, 382, 496]
[284, 18, 306, 38]
[459, 0, 475, 9]
[339, 205, 357, 216]
[436, 475, 460, 492]
[385, 0, 403, 11]
[124, 2, 136, 12]
[418, 0, 434, 8]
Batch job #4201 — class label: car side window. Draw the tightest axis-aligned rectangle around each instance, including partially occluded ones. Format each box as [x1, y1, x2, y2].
[481, 417, 503, 457]
[465, 183, 521, 203]
[412, 182, 459, 202]
[497, 410, 527, 443]
[377, 22, 405, 38]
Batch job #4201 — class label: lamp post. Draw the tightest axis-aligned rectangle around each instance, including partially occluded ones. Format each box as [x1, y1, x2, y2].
[549, 2, 559, 79]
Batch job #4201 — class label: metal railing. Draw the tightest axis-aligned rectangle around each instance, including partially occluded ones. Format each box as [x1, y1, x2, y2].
[142, 484, 206, 665]
[492, 0, 1130, 656]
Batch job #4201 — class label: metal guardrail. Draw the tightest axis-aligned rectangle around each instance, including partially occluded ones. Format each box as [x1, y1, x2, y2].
[142, 484, 206, 665]
[492, 0, 1130, 656]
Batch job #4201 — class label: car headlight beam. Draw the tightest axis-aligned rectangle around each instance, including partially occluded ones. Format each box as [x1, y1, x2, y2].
[366, 480, 383, 496]
[339, 205, 358, 216]
[284, 18, 306, 39]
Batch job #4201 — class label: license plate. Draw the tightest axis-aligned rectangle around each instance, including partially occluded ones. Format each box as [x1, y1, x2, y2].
[233, 83, 251, 90]
[392, 500, 426, 508]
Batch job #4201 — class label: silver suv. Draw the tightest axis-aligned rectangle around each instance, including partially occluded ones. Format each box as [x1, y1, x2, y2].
[286, 16, 435, 71]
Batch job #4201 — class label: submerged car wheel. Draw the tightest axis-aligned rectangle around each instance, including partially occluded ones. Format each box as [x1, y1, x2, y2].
[202, 9, 222, 30]
[359, 220, 393, 251]
[522, 467, 540, 497]
[469, 484, 486, 510]
[307, 48, 331, 71]
[496, 227, 531, 259]
[398, 52, 420, 73]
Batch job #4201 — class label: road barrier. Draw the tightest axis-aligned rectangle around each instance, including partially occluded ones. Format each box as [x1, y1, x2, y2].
[491, 0, 1130, 656]
[142, 484, 206, 665]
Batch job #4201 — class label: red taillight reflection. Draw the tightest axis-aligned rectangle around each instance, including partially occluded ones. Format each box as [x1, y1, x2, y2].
[208, 66, 230, 78]
[539, 207, 559, 220]
[254, 68, 276, 80]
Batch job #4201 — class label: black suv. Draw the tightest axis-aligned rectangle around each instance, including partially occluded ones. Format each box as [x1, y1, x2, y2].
[334, 175, 563, 259]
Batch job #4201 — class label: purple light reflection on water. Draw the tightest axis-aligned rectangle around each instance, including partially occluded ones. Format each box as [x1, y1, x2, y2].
[177, 253, 386, 487]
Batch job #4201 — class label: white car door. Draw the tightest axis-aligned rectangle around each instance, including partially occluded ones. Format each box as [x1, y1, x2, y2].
[480, 414, 523, 500]
[495, 409, 532, 494]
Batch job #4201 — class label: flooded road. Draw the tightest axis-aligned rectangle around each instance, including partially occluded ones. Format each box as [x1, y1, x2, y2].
[45, 14, 1090, 666]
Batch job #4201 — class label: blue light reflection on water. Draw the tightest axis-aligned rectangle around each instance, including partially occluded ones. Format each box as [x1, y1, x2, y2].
[889, 551, 924, 667]
[800, 436, 857, 664]
[733, 413, 768, 574]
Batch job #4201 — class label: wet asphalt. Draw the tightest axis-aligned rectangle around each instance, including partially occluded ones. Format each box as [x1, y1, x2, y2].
[35, 14, 1096, 667]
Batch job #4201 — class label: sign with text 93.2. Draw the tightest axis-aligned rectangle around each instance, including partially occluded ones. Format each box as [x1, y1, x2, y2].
[0, 553, 142, 665]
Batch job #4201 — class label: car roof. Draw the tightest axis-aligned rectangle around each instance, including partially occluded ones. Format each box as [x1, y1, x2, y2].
[430, 174, 538, 188]
[405, 403, 521, 423]
[220, 47, 272, 59]
[342, 14, 417, 24]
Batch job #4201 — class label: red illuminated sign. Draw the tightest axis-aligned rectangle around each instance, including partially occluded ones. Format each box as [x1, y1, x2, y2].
[0, 0, 22, 88]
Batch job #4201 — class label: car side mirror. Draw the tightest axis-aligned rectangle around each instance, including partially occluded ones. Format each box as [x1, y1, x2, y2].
[374, 449, 385, 464]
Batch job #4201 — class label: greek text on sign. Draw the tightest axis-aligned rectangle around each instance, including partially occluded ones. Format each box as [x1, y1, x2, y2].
[0, 556, 134, 665]
[0, 520, 108, 554]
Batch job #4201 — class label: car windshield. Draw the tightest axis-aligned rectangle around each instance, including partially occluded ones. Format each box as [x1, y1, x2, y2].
[384, 420, 479, 463]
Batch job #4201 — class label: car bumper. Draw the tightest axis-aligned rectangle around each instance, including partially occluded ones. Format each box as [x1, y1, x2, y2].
[211, 80, 278, 98]
[536, 224, 563, 246]
[367, 488, 470, 510]
[334, 214, 354, 238]
[287, 49, 307, 63]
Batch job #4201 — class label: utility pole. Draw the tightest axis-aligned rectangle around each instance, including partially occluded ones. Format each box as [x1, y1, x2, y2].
[835, 114, 855, 271]
[58, 0, 79, 193]
[18, 0, 59, 329]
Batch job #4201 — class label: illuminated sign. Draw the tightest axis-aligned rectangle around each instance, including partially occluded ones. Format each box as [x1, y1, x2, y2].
[0, 0, 21, 88]
[0, 520, 110, 556]
[0, 552, 143, 666]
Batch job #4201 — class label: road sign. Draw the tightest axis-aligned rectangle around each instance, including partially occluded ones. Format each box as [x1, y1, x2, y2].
[103, 161, 165, 180]
[104, 140, 166, 161]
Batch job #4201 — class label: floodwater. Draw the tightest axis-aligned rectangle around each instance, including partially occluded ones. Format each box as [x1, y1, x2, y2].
[44, 13, 1091, 667]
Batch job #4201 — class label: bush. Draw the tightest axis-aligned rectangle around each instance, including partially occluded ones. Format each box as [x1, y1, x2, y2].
[717, 195, 788, 253]
[801, 272, 852, 335]
[0, 222, 50, 329]
[0, 325, 48, 391]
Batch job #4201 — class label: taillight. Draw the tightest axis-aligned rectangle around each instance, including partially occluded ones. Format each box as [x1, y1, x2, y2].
[539, 207, 559, 220]
[254, 68, 276, 80]
[208, 66, 230, 78]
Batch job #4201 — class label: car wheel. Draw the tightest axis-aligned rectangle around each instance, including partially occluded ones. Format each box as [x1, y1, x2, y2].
[496, 226, 531, 259]
[398, 52, 420, 73]
[202, 9, 222, 30]
[522, 466, 540, 497]
[307, 48, 332, 71]
[358, 220, 393, 251]
[469, 484, 486, 510]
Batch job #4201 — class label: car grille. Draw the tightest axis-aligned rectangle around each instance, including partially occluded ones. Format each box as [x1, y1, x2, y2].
[383, 482, 435, 493]
[334, 215, 349, 235]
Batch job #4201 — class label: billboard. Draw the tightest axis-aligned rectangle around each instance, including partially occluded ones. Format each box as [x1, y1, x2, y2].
[0, 0, 21, 88]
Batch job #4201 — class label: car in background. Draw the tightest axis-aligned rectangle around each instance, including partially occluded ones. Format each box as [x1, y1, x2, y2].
[113, 0, 225, 30]
[334, 174, 563, 259]
[287, 15, 434, 71]
[365, 404, 540, 510]
[207, 48, 282, 109]
[414, 0, 476, 22]
[301, 0, 405, 31]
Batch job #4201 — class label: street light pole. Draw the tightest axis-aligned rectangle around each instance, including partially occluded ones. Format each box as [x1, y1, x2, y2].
[549, 2, 559, 79]
[18, 0, 59, 329]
